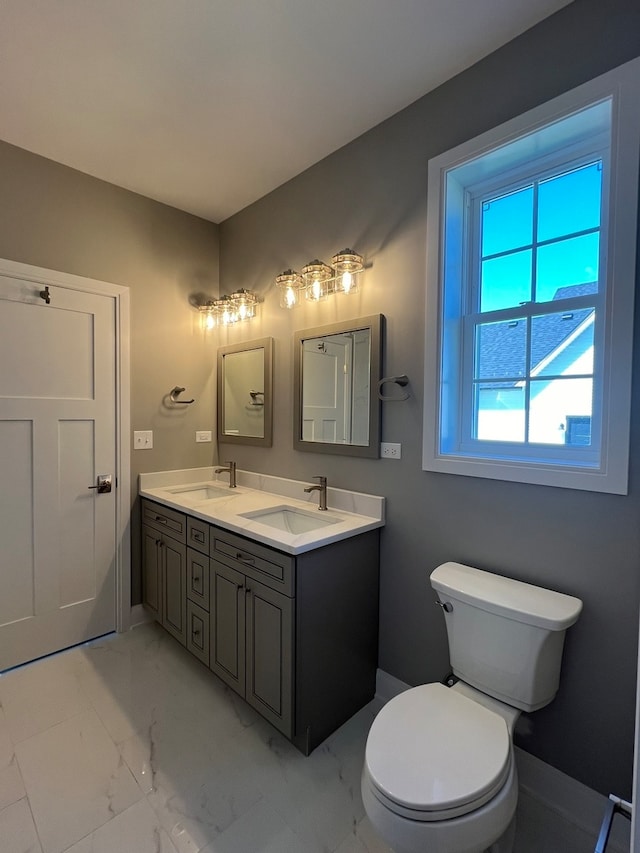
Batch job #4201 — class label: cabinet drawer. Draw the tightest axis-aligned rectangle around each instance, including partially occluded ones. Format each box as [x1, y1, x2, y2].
[187, 517, 210, 555]
[141, 499, 186, 543]
[187, 548, 210, 611]
[211, 528, 294, 596]
[187, 600, 210, 667]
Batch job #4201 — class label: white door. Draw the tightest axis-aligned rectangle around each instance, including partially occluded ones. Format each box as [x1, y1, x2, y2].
[302, 336, 352, 442]
[0, 274, 117, 671]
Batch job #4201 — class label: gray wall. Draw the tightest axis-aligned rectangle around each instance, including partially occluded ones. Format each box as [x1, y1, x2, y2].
[0, 141, 220, 601]
[218, 0, 640, 796]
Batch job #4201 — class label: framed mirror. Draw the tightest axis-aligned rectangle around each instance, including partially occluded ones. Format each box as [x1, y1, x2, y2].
[293, 315, 382, 458]
[217, 337, 274, 446]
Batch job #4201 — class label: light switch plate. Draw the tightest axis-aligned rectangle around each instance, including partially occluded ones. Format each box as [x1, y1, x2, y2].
[134, 430, 153, 450]
[196, 430, 212, 443]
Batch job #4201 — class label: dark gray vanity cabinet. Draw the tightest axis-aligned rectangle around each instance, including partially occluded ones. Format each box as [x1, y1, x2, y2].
[210, 531, 294, 738]
[208, 524, 379, 753]
[141, 501, 187, 646]
[140, 497, 380, 755]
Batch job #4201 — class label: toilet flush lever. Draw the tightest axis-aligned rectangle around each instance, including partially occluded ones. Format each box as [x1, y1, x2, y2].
[436, 600, 453, 613]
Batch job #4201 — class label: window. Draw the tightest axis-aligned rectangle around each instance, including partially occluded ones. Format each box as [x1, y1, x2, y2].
[423, 58, 640, 494]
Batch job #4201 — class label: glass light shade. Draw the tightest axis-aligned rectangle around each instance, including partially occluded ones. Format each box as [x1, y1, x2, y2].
[302, 260, 332, 302]
[276, 270, 304, 308]
[229, 288, 257, 321]
[213, 296, 237, 326]
[199, 301, 216, 330]
[331, 248, 364, 294]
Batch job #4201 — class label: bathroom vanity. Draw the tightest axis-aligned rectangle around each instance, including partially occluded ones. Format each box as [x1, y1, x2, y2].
[139, 468, 384, 754]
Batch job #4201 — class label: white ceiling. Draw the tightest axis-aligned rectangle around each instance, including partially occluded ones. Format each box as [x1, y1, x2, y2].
[0, 0, 573, 223]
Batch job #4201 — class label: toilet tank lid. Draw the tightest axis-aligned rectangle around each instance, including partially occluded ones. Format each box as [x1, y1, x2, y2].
[430, 562, 582, 630]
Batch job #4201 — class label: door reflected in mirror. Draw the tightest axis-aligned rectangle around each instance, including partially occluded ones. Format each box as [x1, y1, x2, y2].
[217, 338, 273, 447]
[294, 316, 382, 458]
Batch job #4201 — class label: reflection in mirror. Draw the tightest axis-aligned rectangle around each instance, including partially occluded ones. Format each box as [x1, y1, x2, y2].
[294, 315, 382, 458]
[217, 337, 273, 447]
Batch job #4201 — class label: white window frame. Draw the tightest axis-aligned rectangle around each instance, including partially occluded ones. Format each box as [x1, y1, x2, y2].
[423, 58, 640, 494]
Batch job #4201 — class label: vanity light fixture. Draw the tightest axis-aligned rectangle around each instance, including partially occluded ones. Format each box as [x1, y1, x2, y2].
[302, 260, 333, 303]
[276, 270, 304, 309]
[276, 249, 364, 309]
[199, 289, 259, 329]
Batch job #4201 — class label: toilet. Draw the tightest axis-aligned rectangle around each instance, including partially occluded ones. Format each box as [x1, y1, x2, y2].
[362, 561, 582, 853]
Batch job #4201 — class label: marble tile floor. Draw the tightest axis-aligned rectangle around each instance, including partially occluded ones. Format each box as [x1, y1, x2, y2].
[0, 622, 601, 853]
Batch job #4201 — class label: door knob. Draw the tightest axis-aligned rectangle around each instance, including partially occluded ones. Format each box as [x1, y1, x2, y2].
[88, 474, 113, 494]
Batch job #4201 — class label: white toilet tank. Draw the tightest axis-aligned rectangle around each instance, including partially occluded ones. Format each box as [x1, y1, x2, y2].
[431, 562, 583, 712]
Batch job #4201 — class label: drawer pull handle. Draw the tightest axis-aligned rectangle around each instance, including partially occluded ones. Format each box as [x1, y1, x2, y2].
[155, 516, 168, 524]
[191, 531, 204, 542]
[236, 552, 255, 565]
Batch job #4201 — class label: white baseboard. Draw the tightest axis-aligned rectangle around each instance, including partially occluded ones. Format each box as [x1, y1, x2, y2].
[129, 604, 152, 628]
[375, 669, 630, 852]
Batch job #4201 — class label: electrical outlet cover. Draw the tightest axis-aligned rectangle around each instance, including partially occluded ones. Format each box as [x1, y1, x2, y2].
[381, 442, 401, 459]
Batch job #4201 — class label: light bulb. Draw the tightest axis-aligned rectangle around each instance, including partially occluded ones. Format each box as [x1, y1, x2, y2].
[341, 271, 353, 293]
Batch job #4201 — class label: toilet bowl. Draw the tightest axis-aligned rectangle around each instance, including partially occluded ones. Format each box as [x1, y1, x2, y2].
[362, 682, 519, 853]
[361, 561, 583, 853]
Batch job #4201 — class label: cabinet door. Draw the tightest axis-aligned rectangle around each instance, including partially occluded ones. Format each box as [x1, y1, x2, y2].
[142, 524, 162, 622]
[187, 600, 210, 667]
[210, 560, 245, 694]
[162, 537, 187, 647]
[246, 579, 293, 737]
[187, 548, 210, 611]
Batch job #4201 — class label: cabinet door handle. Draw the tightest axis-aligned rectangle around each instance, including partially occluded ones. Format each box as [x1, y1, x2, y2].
[193, 627, 201, 637]
[235, 552, 255, 565]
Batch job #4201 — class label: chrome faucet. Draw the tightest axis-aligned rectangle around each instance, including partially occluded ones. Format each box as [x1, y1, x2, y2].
[304, 475, 327, 511]
[215, 460, 237, 488]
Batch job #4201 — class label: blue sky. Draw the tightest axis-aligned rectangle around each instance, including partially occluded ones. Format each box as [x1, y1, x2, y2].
[480, 161, 601, 311]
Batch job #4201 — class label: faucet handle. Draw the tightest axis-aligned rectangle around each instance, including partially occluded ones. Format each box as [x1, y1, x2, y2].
[312, 475, 326, 483]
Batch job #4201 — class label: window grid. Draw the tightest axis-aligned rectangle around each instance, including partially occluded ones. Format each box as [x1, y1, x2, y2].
[466, 159, 602, 449]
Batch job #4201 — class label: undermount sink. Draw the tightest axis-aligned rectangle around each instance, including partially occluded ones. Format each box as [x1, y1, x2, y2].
[167, 483, 230, 501]
[240, 505, 340, 534]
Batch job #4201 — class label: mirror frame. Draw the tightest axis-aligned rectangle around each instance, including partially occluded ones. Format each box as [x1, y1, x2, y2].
[217, 337, 274, 447]
[293, 315, 383, 458]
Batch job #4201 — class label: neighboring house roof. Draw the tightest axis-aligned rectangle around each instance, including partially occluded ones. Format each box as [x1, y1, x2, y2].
[477, 281, 596, 384]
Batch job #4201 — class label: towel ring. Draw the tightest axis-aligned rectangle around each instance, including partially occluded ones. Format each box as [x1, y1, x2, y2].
[169, 386, 195, 405]
[377, 375, 410, 402]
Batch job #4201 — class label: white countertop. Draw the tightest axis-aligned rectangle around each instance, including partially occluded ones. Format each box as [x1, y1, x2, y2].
[139, 468, 385, 555]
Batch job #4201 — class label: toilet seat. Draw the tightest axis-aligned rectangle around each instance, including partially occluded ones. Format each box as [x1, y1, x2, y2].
[365, 683, 512, 821]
